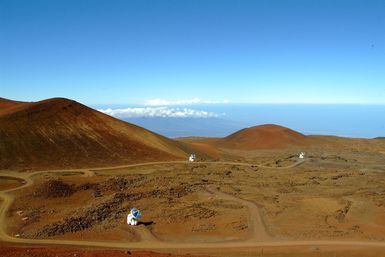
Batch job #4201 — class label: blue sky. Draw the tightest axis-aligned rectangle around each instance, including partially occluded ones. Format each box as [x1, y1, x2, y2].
[1, 0, 385, 105]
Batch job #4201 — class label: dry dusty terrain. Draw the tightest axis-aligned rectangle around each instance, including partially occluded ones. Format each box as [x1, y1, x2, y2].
[1, 98, 385, 256]
[0, 98, 196, 171]
[1, 145, 385, 256]
[1, 244, 385, 257]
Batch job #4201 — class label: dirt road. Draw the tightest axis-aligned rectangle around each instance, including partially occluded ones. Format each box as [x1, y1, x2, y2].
[1, 159, 385, 253]
[205, 185, 271, 242]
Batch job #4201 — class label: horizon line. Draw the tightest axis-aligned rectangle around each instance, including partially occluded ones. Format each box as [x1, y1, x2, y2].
[2, 96, 385, 106]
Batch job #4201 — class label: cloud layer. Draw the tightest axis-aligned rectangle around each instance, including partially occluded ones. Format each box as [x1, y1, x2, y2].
[144, 98, 229, 106]
[98, 107, 222, 118]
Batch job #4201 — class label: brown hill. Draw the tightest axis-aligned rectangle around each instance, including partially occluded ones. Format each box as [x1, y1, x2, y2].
[217, 124, 309, 150]
[0, 97, 190, 170]
[0, 98, 33, 116]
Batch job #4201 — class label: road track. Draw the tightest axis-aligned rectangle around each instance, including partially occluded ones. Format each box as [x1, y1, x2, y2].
[1, 159, 385, 252]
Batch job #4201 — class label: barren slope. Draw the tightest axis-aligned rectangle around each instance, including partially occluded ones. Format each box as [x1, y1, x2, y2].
[0, 98, 190, 170]
[217, 124, 309, 150]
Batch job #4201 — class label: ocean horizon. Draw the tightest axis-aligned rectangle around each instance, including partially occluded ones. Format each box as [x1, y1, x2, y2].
[93, 104, 385, 139]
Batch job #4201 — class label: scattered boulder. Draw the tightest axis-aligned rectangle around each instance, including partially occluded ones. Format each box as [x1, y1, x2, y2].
[34, 179, 75, 198]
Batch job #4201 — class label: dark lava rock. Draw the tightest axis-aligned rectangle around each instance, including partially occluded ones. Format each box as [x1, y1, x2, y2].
[34, 179, 75, 198]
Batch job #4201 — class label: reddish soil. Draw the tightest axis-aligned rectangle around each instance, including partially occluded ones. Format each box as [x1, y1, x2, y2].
[189, 143, 220, 159]
[2, 97, 385, 257]
[0, 176, 24, 191]
[1, 244, 385, 257]
[217, 124, 309, 150]
[0, 98, 196, 170]
[0, 244, 209, 257]
[0, 98, 33, 116]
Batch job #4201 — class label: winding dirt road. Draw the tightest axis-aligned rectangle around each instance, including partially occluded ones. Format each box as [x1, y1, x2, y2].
[1, 159, 385, 253]
[205, 185, 271, 242]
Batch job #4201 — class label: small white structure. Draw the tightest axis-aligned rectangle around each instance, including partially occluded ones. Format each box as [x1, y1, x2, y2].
[127, 208, 141, 226]
[189, 154, 196, 162]
[299, 152, 305, 159]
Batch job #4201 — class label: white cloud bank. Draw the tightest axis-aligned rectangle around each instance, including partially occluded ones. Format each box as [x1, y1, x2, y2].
[98, 106, 223, 118]
[144, 98, 229, 106]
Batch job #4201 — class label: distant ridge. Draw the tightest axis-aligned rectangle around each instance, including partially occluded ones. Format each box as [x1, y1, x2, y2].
[217, 124, 309, 150]
[0, 97, 191, 170]
[0, 98, 32, 116]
